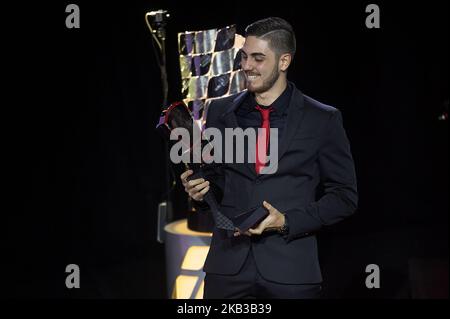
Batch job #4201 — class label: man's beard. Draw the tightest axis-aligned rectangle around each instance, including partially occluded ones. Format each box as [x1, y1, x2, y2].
[248, 65, 280, 94]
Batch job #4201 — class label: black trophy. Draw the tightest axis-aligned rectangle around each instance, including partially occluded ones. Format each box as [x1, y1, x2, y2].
[156, 101, 236, 235]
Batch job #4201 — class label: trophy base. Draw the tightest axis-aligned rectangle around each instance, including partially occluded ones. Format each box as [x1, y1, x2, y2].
[187, 209, 214, 233]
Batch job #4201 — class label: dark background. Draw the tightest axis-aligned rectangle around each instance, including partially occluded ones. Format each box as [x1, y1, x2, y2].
[9, 0, 448, 298]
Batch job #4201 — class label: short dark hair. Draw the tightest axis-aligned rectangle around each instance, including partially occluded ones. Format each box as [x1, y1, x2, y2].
[245, 17, 296, 57]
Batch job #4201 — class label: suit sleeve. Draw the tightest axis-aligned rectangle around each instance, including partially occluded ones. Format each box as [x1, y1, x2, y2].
[284, 110, 358, 241]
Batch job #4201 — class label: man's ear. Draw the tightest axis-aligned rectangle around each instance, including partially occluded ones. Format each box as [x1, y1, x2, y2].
[279, 53, 292, 71]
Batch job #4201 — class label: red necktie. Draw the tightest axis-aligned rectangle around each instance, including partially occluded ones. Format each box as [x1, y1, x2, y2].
[255, 105, 273, 174]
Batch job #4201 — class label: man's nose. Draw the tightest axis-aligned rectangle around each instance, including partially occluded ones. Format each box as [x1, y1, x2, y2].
[241, 59, 253, 71]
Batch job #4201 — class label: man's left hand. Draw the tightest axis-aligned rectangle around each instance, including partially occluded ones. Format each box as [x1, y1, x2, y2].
[233, 201, 285, 237]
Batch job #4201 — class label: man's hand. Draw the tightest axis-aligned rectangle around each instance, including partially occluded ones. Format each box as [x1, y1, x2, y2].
[180, 170, 210, 202]
[233, 201, 285, 237]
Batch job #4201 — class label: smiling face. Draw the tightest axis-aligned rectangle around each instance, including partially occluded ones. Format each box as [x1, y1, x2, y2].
[240, 36, 281, 94]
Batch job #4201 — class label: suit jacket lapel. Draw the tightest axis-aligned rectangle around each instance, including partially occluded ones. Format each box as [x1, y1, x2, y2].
[220, 91, 257, 178]
[277, 87, 306, 162]
[220, 90, 247, 128]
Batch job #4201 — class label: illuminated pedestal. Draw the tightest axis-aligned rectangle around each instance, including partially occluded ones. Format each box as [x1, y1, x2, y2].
[164, 219, 212, 299]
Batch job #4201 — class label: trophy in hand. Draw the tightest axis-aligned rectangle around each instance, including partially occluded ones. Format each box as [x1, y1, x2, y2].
[156, 101, 236, 233]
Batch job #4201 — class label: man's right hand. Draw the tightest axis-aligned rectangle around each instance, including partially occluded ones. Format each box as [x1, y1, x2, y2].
[180, 170, 210, 202]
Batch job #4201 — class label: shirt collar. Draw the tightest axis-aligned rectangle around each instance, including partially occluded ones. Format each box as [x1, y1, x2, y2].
[239, 82, 293, 116]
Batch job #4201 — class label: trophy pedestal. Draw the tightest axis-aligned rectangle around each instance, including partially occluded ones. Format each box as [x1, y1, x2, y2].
[164, 219, 212, 299]
[187, 209, 214, 233]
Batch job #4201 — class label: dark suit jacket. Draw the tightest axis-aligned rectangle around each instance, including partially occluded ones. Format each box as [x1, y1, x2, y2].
[200, 83, 358, 284]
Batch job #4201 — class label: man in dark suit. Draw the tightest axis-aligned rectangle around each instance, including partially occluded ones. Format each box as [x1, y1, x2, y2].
[180, 17, 358, 298]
